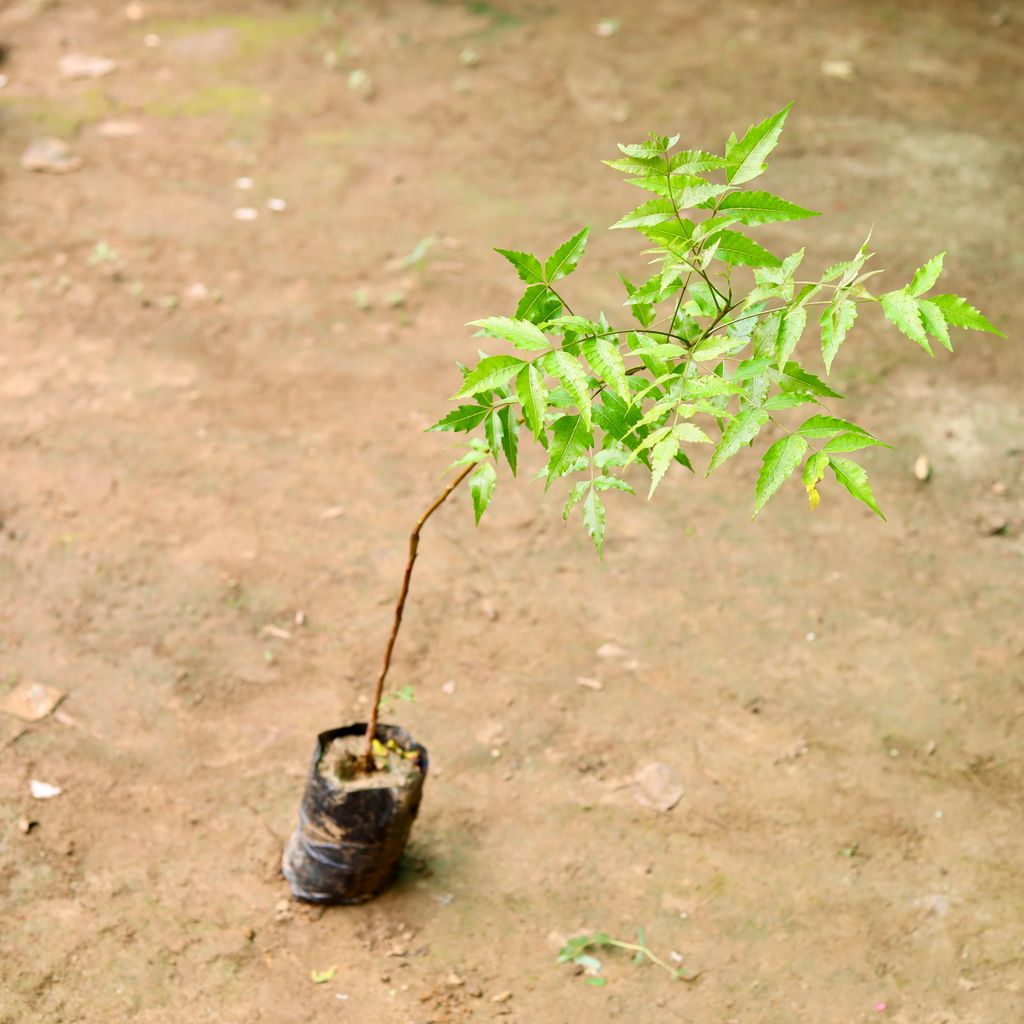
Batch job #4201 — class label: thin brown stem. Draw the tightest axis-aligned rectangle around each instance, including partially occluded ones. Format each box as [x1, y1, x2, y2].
[361, 462, 476, 767]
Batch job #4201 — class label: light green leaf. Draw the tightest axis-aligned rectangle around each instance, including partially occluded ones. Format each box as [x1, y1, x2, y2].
[582, 488, 606, 555]
[881, 289, 931, 352]
[546, 414, 593, 489]
[583, 337, 630, 403]
[775, 306, 807, 369]
[753, 434, 807, 515]
[545, 226, 590, 281]
[543, 315, 601, 335]
[593, 476, 634, 494]
[726, 102, 793, 185]
[822, 432, 889, 454]
[648, 435, 678, 498]
[469, 461, 497, 524]
[494, 248, 544, 285]
[707, 408, 770, 474]
[797, 414, 872, 439]
[468, 316, 549, 352]
[670, 149, 727, 174]
[673, 422, 713, 444]
[664, 176, 730, 209]
[714, 230, 781, 268]
[716, 190, 819, 225]
[563, 480, 589, 520]
[610, 199, 676, 230]
[803, 450, 829, 509]
[454, 355, 526, 398]
[829, 455, 885, 519]
[761, 391, 816, 411]
[550, 350, 593, 428]
[929, 294, 1004, 336]
[820, 298, 858, 373]
[917, 299, 951, 351]
[515, 283, 561, 325]
[775, 361, 843, 399]
[427, 405, 491, 433]
[516, 364, 547, 443]
[484, 407, 502, 458]
[619, 274, 656, 328]
[910, 251, 944, 296]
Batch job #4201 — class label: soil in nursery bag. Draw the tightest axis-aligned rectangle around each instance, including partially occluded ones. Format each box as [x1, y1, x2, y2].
[282, 723, 427, 904]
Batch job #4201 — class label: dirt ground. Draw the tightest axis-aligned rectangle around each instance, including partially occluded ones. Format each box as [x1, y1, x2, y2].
[1, 1, 1022, 1021]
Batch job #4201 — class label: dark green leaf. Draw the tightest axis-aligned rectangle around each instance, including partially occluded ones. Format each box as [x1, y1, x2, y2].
[515, 283, 562, 325]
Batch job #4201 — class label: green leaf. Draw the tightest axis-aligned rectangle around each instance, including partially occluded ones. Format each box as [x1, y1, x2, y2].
[582, 488, 606, 554]
[593, 476, 634, 494]
[775, 306, 807, 369]
[798, 414, 873, 439]
[820, 298, 858, 373]
[454, 355, 525, 398]
[761, 391, 816, 411]
[515, 283, 562, 325]
[803, 450, 828, 509]
[910, 251, 944, 296]
[593, 394, 651, 466]
[484, 407, 503, 457]
[669, 149, 728, 174]
[917, 299, 951, 351]
[498, 404, 519, 474]
[550, 350, 592, 428]
[545, 226, 590, 281]
[563, 480, 589, 520]
[648, 435, 678, 498]
[516, 364, 548, 443]
[542, 315, 601, 335]
[880, 289, 930, 352]
[714, 230, 781, 268]
[620, 274, 656, 328]
[635, 175, 728, 209]
[468, 316, 549, 352]
[673, 422, 713, 444]
[427, 405, 491, 433]
[583, 337, 630, 403]
[546, 415, 593, 489]
[775, 361, 843, 399]
[707, 408, 769, 474]
[753, 434, 807, 515]
[494, 248, 544, 285]
[469, 461, 497, 524]
[822, 432, 889, 454]
[716, 190, 819, 225]
[929, 294, 1004, 336]
[829, 455, 885, 519]
[610, 199, 677, 230]
[726, 102, 793, 185]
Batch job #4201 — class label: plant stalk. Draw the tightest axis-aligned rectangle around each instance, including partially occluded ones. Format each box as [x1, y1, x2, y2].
[360, 463, 476, 767]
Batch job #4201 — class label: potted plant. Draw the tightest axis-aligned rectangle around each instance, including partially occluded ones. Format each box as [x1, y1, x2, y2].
[282, 103, 1003, 904]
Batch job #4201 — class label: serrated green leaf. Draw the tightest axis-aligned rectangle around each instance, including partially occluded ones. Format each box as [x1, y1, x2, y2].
[494, 248, 544, 285]
[775, 361, 843, 399]
[583, 336, 630, 403]
[775, 306, 807, 369]
[516, 364, 547, 443]
[550, 350, 592, 428]
[427, 404, 492, 433]
[454, 355, 526, 398]
[726, 102, 793, 184]
[619, 274, 656, 328]
[469, 461, 497, 524]
[610, 199, 677, 230]
[822, 432, 889, 454]
[798, 414, 873, 439]
[469, 315, 549, 352]
[714, 230, 781, 268]
[498, 404, 519, 474]
[917, 298, 951, 351]
[820, 298, 858, 373]
[707, 408, 770, 474]
[673, 422, 713, 444]
[593, 394, 651, 466]
[803, 450, 828, 509]
[546, 414, 593, 489]
[716, 190, 819, 225]
[617, 137, 676, 159]
[582, 487, 606, 554]
[604, 154, 663, 175]
[910, 251, 944, 296]
[593, 476, 634, 494]
[515, 283, 561, 325]
[761, 391, 816, 411]
[829, 455, 885, 519]
[563, 480, 589, 520]
[484, 407, 502, 455]
[929, 293, 1004, 336]
[669, 149, 727, 174]
[663, 176, 730, 209]
[543, 315, 602, 335]
[545, 226, 590, 281]
[754, 434, 807, 515]
[648, 435, 678, 498]
[881, 289, 931, 352]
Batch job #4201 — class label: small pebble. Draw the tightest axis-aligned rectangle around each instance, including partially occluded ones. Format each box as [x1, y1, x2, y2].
[596, 641, 626, 659]
[491, 991, 512, 1004]
[143, 33, 160, 47]
[821, 59, 854, 80]
[914, 455, 931, 481]
[576, 676, 603, 691]
[441, 680, 456, 695]
[267, 197, 287, 212]
[233, 207, 259, 222]
[234, 176, 254, 190]
[17, 816, 36, 834]
[806, 631, 816, 642]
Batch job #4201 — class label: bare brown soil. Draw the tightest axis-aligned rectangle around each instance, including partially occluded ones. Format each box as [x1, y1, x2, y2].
[1, 2, 1022, 1022]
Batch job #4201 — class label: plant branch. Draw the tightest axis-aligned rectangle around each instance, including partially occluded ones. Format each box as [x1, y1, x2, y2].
[361, 463, 475, 767]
